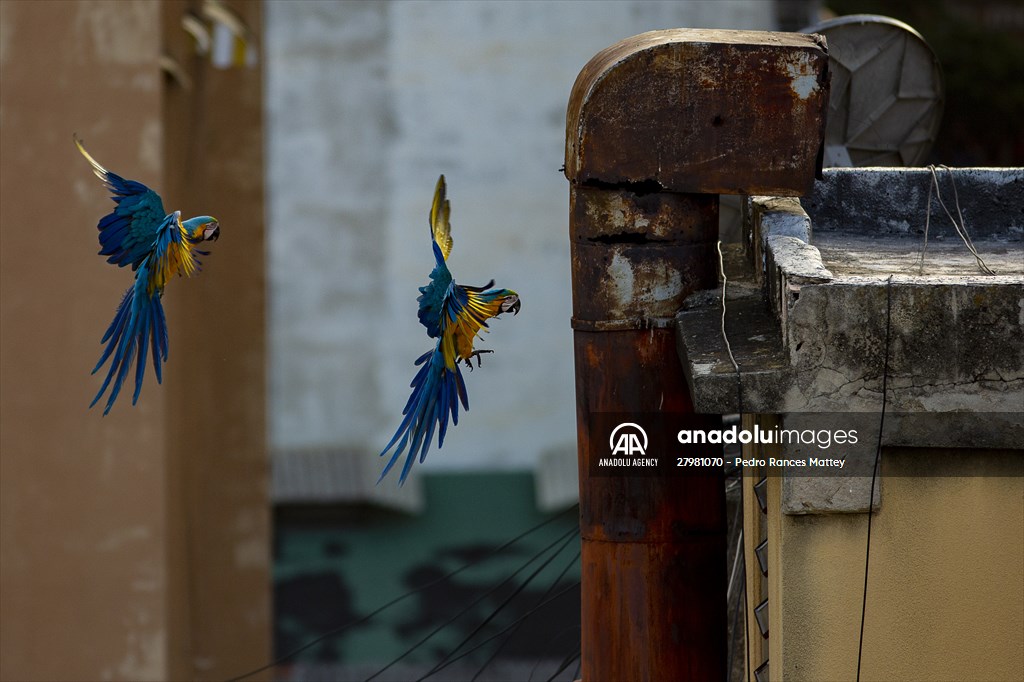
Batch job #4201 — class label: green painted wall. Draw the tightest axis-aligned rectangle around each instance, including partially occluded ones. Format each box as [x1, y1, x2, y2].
[274, 472, 580, 667]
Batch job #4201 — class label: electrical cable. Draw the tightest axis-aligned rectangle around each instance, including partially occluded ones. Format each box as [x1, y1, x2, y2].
[407, 530, 579, 681]
[855, 275, 893, 682]
[370, 525, 579, 681]
[467, 549, 581, 682]
[223, 505, 577, 682]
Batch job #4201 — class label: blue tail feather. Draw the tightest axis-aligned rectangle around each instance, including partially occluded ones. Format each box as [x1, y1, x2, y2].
[90, 268, 168, 415]
[379, 342, 468, 485]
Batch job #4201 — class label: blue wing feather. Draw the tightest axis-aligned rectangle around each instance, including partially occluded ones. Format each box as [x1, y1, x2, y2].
[76, 137, 168, 270]
[94, 171, 167, 269]
[416, 243, 452, 338]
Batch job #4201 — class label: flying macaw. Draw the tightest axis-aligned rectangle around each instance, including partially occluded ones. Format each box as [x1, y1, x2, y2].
[75, 135, 221, 415]
[380, 175, 521, 484]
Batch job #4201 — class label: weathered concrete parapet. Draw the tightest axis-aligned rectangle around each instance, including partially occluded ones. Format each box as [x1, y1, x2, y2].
[803, 167, 1024, 238]
[676, 167, 1024, 514]
[749, 196, 814, 283]
[680, 167, 1024, 417]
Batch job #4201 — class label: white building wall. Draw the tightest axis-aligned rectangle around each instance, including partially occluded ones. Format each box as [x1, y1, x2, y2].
[265, 1, 775, 473]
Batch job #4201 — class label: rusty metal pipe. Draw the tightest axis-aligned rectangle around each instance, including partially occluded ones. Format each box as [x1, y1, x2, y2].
[570, 187, 725, 682]
[565, 28, 829, 681]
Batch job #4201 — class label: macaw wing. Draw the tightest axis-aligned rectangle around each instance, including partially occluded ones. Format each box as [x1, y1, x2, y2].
[437, 281, 501, 356]
[76, 136, 167, 270]
[416, 175, 456, 336]
[430, 174, 453, 261]
[146, 211, 199, 293]
[416, 258, 452, 338]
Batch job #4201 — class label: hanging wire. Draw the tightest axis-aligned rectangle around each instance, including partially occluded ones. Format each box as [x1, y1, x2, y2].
[525, 624, 580, 682]
[542, 644, 581, 682]
[741, 471, 751, 682]
[941, 164, 993, 273]
[918, 168, 935, 273]
[224, 506, 577, 682]
[727, 565, 743, 682]
[855, 275, 894, 682]
[717, 240, 740, 374]
[725, 465, 745, 680]
[410, 581, 581, 678]
[726, 505, 744, 605]
[385, 526, 578, 682]
[467, 549, 581, 682]
[921, 166, 995, 275]
[717, 240, 744, 414]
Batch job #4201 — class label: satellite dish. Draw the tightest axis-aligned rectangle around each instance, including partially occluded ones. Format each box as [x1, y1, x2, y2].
[803, 14, 944, 167]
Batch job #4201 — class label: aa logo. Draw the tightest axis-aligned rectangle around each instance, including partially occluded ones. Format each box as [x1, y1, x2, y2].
[609, 422, 648, 456]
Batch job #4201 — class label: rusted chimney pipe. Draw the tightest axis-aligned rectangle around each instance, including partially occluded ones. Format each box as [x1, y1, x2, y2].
[565, 29, 828, 681]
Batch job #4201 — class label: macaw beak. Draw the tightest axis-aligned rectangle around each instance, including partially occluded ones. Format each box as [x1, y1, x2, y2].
[203, 222, 220, 241]
[508, 299, 521, 315]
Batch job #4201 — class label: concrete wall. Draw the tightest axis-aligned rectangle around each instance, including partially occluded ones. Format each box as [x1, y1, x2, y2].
[264, 0, 776, 474]
[0, 1, 269, 679]
[761, 449, 1023, 681]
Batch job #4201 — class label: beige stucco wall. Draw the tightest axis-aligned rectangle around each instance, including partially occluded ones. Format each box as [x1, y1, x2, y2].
[1, 3, 169, 680]
[1, 2, 269, 680]
[763, 448, 1023, 682]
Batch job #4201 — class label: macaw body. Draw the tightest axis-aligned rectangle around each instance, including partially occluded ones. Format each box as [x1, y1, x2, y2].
[381, 175, 520, 484]
[76, 136, 220, 414]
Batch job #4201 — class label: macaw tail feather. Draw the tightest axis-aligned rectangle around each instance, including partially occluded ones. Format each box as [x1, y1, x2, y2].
[379, 343, 469, 485]
[90, 271, 168, 415]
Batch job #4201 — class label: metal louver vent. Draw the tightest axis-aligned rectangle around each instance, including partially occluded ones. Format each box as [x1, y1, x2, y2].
[803, 14, 944, 167]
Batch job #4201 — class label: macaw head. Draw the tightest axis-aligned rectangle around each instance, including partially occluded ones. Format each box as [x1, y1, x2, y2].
[183, 216, 221, 242]
[497, 290, 521, 316]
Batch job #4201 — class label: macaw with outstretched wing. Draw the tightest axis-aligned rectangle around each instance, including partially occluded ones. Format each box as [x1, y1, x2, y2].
[380, 175, 520, 484]
[76, 135, 221, 415]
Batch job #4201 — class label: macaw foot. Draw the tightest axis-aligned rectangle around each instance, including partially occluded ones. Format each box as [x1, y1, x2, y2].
[463, 350, 493, 371]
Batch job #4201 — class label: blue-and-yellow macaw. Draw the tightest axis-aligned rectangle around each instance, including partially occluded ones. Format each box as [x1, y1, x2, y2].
[380, 175, 520, 484]
[76, 135, 220, 415]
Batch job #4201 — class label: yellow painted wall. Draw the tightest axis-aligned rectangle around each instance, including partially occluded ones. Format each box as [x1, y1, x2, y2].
[763, 448, 1023, 681]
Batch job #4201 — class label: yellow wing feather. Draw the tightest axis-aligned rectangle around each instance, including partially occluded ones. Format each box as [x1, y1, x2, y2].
[430, 174, 454, 261]
[74, 135, 110, 184]
[148, 212, 199, 295]
[450, 292, 504, 364]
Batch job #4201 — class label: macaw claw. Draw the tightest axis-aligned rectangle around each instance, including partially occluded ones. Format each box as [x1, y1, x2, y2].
[463, 349, 494, 371]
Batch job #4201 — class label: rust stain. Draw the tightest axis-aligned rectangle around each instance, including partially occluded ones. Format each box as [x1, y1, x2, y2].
[565, 29, 828, 196]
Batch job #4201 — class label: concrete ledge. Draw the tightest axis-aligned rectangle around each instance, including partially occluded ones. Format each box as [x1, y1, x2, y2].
[765, 235, 833, 284]
[676, 287, 793, 414]
[748, 195, 813, 288]
[803, 167, 1024, 239]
